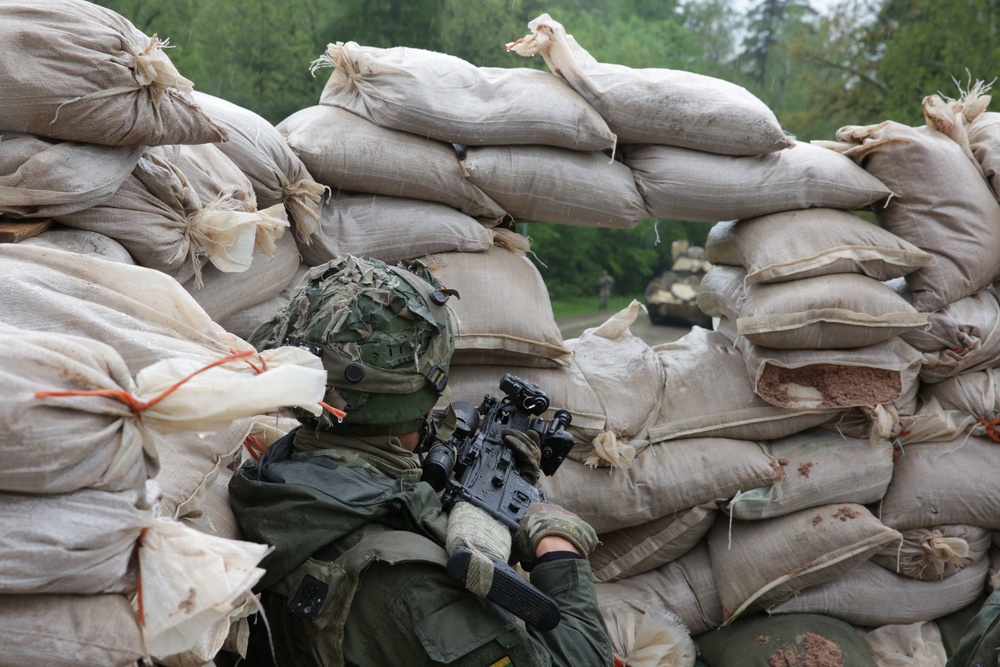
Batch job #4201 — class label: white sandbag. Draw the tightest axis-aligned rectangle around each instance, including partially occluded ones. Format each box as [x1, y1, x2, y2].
[299, 190, 495, 267]
[590, 502, 716, 583]
[0, 132, 142, 218]
[192, 92, 326, 241]
[862, 622, 947, 667]
[727, 323, 924, 410]
[0, 484, 153, 594]
[602, 608, 697, 667]
[0, 593, 144, 667]
[157, 593, 257, 667]
[180, 466, 243, 540]
[0, 245, 299, 375]
[914, 368, 1000, 442]
[563, 301, 665, 460]
[508, 14, 788, 156]
[726, 428, 895, 521]
[870, 525, 993, 581]
[460, 145, 648, 227]
[277, 105, 506, 224]
[901, 285, 1000, 383]
[647, 327, 840, 443]
[219, 263, 310, 341]
[697, 265, 927, 349]
[183, 226, 301, 323]
[0, 0, 226, 146]
[879, 435, 1000, 531]
[595, 542, 723, 637]
[54, 145, 281, 286]
[539, 437, 777, 534]
[768, 558, 990, 626]
[705, 209, 933, 284]
[19, 226, 135, 264]
[827, 121, 1000, 312]
[427, 246, 570, 367]
[137, 520, 268, 659]
[624, 141, 892, 222]
[708, 503, 902, 624]
[0, 326, 153, 494]
[314, 41, 616, 151]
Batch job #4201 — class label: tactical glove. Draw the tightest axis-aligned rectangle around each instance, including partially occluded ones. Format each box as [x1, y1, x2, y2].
[445, 501, 512, 597]
[501, 427, 542, 486]
[513, 502, 599, 571]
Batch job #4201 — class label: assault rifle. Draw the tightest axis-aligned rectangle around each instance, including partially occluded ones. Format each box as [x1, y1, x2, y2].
[417, 373, 575, 631]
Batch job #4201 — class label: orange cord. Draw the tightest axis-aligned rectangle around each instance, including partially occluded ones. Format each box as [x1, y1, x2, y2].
[35, 349, 257, 420]
[977, 418, 1000, 443]
[319, 401, 348, 420]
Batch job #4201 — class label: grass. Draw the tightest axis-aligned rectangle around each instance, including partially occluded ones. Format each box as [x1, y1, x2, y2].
[549, 295, 639, 320]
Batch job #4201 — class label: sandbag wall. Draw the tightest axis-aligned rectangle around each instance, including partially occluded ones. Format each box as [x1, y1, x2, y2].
[2, 3, 998, 667]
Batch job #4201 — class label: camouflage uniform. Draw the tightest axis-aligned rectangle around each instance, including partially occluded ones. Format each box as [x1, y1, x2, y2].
[229, 255, 614, 667]
[946, 590, 1000, 667]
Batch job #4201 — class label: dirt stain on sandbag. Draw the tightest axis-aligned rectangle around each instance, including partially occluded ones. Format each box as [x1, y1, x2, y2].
[766, 632, 844, 667]
[832, 506, 860, 521]
[176, 587, 197, 615]
[798, 461, 815, 478]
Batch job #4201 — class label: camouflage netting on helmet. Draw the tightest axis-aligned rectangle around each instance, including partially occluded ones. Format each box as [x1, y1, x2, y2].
[248, 254, 454, 434]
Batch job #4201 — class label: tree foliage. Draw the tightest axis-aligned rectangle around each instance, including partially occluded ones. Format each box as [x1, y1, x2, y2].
[87, 0, 1000, 300]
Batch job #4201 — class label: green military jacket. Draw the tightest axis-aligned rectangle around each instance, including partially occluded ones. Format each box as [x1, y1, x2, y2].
[947, 590, 1000, 667]
[229, 428, 615, 667]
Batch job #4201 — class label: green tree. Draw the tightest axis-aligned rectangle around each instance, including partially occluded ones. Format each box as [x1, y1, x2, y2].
[319, 0, 446, 50]
[877, 0, 1000, 124]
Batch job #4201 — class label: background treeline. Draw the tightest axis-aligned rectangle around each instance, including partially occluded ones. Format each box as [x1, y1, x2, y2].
[94, 0, 1000, 300]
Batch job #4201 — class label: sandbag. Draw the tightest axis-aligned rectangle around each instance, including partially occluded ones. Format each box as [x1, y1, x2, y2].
[0, 326, 152, 494]
[427, 246, 570, 367]
[315, 41, 616, 151]
[19, 226, 135, 264]
[0, 484, 153, 594]
[0, 131, 142, 218]
[54, 145, 284, 286]
[277, 104, 506, 224]
[708, 503, 902, 624]
[911, 368, 1000, 442]
[192, 91, 326, 241]
[724, 320, 924, 410]
[298, 190, 495, 267]
[602, 608, 697, 667]
[0, 593, 144, 667]
[624, 141, 892, 222]
[870, 525, 993, 581]
[900, 284, 1000, 383]
[219, 263, 310, 341]
[827, 121, 1000, 312]
[862, 622, 947, 667]
[0, 0, 226, 146]
[768, 558, 990, 626]
[539, 437, 777, 534]
[183, 226, 301, 323]
[508, 14, 789, 156]
[595, 542, 723, 636]
[697, 265, 927, 349]
[705, 208, 933, 284]
[725, 428, 895, 521]
[967, 110, 1000, 199]
[590, 502, 716, 583]
[695, 613, 878, 667]
[460, 145, 648, 227]
[647, 327, 840, 443]
[879, 435, 1000, 531]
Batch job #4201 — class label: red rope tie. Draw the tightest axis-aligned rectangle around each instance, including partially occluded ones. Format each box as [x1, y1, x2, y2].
[319, 401, 348, 420]
[135, 526, 150, 626]
[977, 418, 1000, 443]
[242, 434, 266, 461]
[231, 347, 269, 374]
[34, 349, 258, 420]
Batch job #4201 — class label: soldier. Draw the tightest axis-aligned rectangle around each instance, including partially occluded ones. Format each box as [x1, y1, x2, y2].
[598, 269, 614, 310]
[946, 589, 1000, 667]
[228, 254, 615, 667]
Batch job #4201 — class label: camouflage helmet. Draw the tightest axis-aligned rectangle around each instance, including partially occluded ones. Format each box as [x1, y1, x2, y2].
[248, 255, 455, 435]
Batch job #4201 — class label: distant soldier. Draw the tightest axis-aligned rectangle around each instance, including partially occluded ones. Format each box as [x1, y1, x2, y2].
[228, 254, 614, 667]
[598, 268, 615, 309]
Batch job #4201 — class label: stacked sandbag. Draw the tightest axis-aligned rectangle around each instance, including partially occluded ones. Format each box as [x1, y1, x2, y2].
[508, 14, 894, 225]
[0, 0, 226, 146]
[0, 245, 330, 664]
